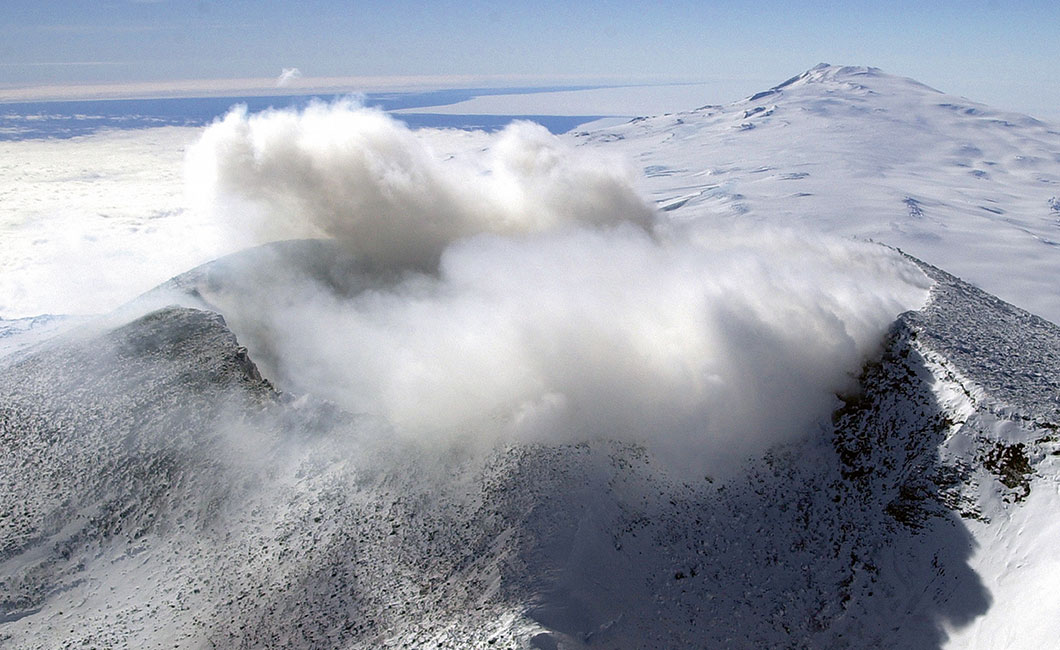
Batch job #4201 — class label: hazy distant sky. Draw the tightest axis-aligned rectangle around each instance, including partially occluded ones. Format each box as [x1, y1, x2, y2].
[2, 0, 1059, 119]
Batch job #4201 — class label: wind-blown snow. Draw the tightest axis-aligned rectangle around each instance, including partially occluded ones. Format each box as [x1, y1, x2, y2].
[184, 228, 926, 476]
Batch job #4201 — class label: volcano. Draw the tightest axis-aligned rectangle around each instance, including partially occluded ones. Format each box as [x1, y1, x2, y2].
[2, 66, 1060, 649]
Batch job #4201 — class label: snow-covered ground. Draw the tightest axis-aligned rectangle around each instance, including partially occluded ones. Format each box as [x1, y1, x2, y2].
[2, 65, 1058, 326]
[578, 64, 1060, 325]
[2, 241, 1057, 649]
[3, 65, 1060, 648]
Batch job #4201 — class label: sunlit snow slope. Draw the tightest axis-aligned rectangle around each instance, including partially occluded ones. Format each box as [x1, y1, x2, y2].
[580, 64, 1060, 324]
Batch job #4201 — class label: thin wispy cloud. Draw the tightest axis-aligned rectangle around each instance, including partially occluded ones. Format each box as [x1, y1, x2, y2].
[276, 67, 302, 87]
[0, 61, 134, 67]
[37, 24, 169, 35]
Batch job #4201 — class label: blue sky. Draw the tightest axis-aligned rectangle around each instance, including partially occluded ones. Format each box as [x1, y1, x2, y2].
[2, 1, 1059, 119]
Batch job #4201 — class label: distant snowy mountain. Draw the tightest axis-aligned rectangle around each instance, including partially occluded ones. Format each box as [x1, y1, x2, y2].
[578, 64, 1060, 325]
[3, 66, 1060, 649]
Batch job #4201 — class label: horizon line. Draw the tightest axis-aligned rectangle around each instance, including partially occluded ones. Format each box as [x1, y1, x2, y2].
[0, 73, 721, 104]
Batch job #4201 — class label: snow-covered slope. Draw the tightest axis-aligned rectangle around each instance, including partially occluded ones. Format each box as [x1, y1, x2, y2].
[580, 64, 1060, 324]
[4, 66, 1060, 648]
[2, 241, 1058, 649]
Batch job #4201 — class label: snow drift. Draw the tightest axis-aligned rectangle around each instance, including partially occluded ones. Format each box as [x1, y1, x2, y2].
[182, 101, 931, 475]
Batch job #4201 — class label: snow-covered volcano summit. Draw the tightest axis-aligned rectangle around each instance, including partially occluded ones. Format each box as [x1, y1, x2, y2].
[583, 63, 1060, 324]
[1, 241, 1059, 649]
[3, 66, 1060, 648]
[751, 63, 942, 98]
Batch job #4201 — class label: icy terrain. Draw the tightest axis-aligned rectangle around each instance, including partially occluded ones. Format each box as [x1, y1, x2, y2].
[2, 65, 1059, 325]
[0, 127, 216, 317]
[2, 65, 1060, 648]
[580, 64, 1060, 324]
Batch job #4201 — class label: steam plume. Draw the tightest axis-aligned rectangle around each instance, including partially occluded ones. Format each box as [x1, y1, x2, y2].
[186, 99, 653, 271]
[185, 101, 931, 476]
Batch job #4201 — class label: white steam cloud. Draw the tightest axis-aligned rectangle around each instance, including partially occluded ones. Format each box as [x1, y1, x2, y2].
[185, 101, 931, 477]
[276, 67, 302, 87]
[186, 100, 652, 270]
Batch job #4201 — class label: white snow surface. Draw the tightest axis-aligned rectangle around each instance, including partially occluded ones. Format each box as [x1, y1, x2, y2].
[912, 264, 1060, 650]
[3, 64, 1060, 649]
[3, 255, 1058, 649]
[578, 64, 1060, 325]
[945, 471, 1060, 649]
[2, 64, 1059, 327]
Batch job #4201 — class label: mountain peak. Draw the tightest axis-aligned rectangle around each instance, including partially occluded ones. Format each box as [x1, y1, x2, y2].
[748, 64, 940, 102]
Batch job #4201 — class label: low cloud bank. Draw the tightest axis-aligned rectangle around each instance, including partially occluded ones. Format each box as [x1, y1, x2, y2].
[185, 101, 930, 476]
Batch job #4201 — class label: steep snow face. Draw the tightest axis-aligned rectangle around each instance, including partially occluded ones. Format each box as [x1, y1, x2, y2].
[897, 262, 1060, 650]
[580, 64, 1060, 324]
[830, 257, 1060, 650]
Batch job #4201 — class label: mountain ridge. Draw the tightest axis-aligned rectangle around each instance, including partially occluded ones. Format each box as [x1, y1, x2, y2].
[2, 241, 1059, 648]
[746, 63, 941, 102]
